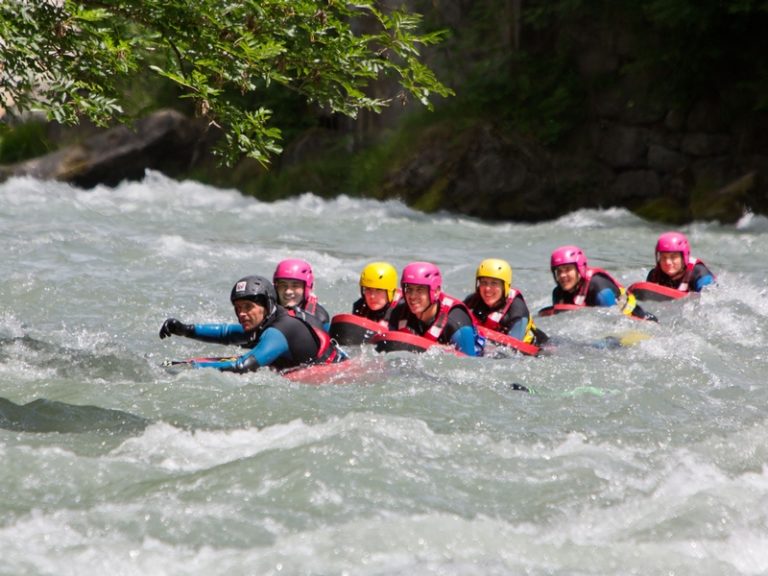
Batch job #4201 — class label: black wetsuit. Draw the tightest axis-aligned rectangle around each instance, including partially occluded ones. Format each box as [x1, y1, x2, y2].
[190, 306, 338, 372]
[464, 293, 531, 333]
[552, 273, 619, 306]
[352, 297, 396, 324]
[387, 299, 479, 355]
[647, 261, 715, 292]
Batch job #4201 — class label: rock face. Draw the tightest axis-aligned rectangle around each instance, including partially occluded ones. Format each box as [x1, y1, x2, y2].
[366, 3, 768, 224]
[376, 123, 561, 222]
[1, 110, 209, 188]
[372, 90, 768, 225]
[2, 49, 766, 225]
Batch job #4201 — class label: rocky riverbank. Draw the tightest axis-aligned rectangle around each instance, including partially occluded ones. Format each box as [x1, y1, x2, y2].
[1, 104, 765, 225]
[3, 1, 767, 225]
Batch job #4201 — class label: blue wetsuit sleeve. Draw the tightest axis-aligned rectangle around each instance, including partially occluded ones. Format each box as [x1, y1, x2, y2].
[193, 328, 290, 372]
[694, 274, 715, 292]
[191, 323, 248, 345]
[248, 327, 291, 367]
[450, 325, 479, 357]
[313, 304, 331, 333]
[507, 318, 527, 341]
[193, 358, 240, 370]
[595, 288, 617, 307]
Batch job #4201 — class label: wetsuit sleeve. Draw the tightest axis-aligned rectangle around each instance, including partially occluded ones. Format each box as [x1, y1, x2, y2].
[246, 327, 291, 367]
[450, 326, 479, 356]
[316, 305, 331, 332]
[695, 275, 715, 291]
[506, 297, 531, 340]
[190, 323, 249, 345]
[193, 327, 290, 372]
[507, 318, 527, 341]
[551, 286, 563, 305]
[595, 288, 617, 306]
[588, 275, 620, 307]
[192, 356, 256, 372]
[446, 307, 479, 357]
[692, 263, 715, 292]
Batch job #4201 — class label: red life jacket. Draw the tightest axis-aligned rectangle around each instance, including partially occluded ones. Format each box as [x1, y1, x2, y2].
[565, 267, 648, 320]
[570, 267, 624, 306]
[302, 293, 319, 315]
[473, 289, 521, 331]
[312, 326, 343, 364]
[471, 290, 540, 344]
[647, 258, 707, 292]
[398, 294, 473, 343]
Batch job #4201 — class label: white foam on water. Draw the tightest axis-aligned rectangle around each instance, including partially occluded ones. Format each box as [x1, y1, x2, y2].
[2, 174, 768, 575]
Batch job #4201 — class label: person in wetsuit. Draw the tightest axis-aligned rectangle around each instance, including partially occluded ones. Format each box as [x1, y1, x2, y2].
[159, 275, 345, 372]
[273, 258, 331, 331]
[388, 261, 481, 356]
[646, 231, 715, 292]
[464, 258, 548, 345]
[352, 261, 402, 325]
[550, 245, 657, 321]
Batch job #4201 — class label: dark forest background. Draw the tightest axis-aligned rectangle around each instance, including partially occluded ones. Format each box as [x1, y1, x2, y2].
[3, 0, 768, 223]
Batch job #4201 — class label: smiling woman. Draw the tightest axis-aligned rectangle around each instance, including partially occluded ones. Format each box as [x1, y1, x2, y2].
[547, 244, 657, 321]
[463, 257, 546, 347]
[645, 231, 717, 293]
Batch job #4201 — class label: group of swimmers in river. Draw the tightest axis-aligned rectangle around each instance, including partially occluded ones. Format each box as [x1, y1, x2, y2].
[159, 231, 715, 373]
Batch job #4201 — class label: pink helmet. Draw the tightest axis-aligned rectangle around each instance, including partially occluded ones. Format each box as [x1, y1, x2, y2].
[550, 245, 588, 279]
[401, 261, 442, 304]
[273, 258, 315, 295]
[655, 232, 690, 265]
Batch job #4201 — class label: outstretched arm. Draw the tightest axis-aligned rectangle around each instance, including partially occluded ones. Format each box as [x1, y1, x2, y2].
[159, 318, 250, 345]
[191, 323, 250, 345]
[194, 328, 291, 373]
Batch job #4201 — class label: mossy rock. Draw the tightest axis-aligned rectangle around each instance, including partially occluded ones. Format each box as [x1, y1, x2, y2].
[634, 197, 690, 224]
[690, 172, 755, 223]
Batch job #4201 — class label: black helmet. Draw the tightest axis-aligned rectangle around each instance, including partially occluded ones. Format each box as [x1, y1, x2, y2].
[230, 275, 278, 316]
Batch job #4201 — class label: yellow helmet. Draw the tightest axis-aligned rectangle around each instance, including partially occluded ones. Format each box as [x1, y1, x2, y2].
[475, 258, 513, 297]
[360, 261, 398, 301]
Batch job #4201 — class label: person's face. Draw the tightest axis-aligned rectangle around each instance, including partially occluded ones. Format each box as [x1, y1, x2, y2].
[477, 277, 505, 307]
[363, 287, 389, 311]
[275, 279, 305, 307]
[233, 299, 266, 331]
[658, 251, 684, 278]
[554, 264, 580, 292]
[403, 283, 434, 318]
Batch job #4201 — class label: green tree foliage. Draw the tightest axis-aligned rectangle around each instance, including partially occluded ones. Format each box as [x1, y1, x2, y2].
[0, 0, 452, 165]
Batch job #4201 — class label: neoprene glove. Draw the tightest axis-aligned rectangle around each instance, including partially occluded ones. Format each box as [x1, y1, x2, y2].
[159, 318, 194, 339]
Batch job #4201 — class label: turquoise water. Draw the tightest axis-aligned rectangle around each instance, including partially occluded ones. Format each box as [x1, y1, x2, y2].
[1, 172, 767, 575]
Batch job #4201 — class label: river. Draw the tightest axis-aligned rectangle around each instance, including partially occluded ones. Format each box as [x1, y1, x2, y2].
[1, 172, 767, 575]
